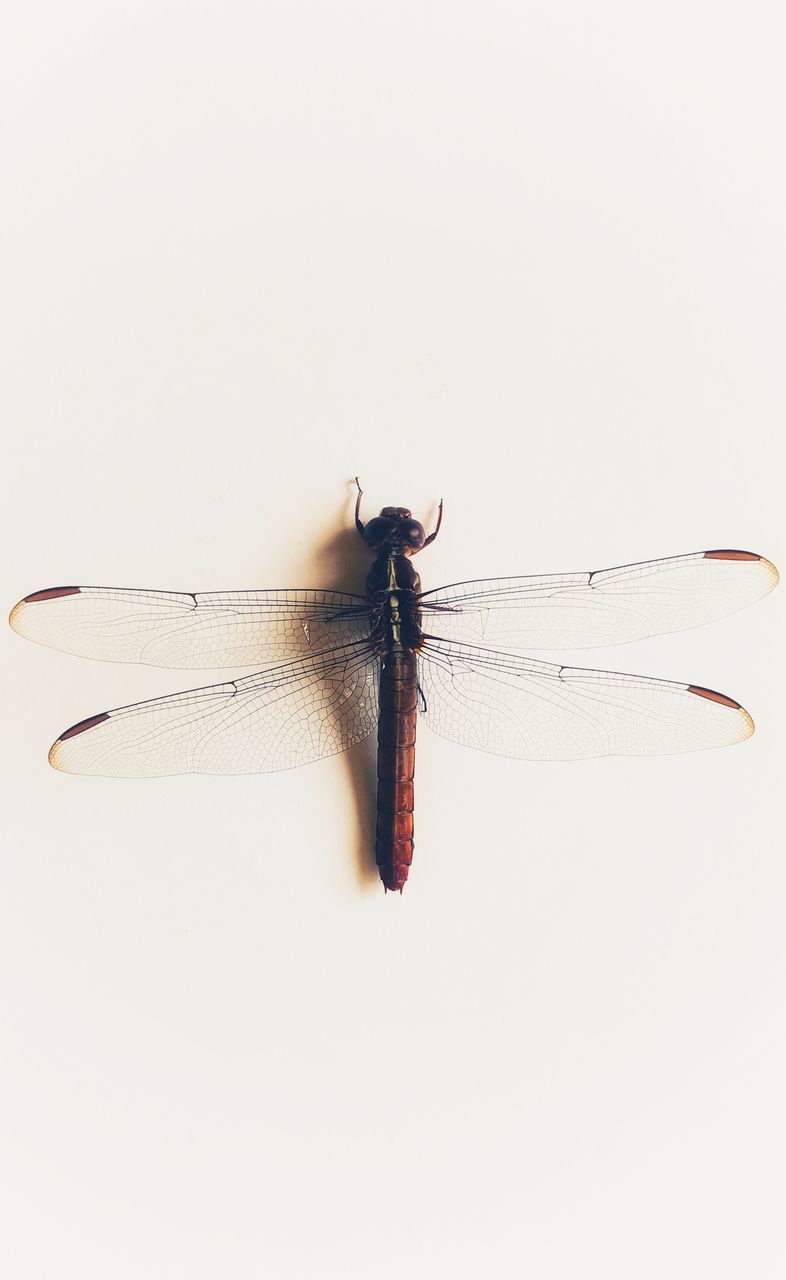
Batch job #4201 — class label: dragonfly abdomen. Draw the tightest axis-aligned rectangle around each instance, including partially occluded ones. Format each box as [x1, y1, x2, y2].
[376, 647, 418, 893]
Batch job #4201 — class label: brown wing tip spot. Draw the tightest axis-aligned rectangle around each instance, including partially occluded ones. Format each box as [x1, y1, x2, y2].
[688, 685, 755, 742]
[10, 586, 82, 631]
[704, 549, 761, 561]
[58, 712, 111, 741]
[688, 684, 740, 709]
[50, 712, 111, 770]
[703, 550, 779, 591]
[24, 586, 82, 602]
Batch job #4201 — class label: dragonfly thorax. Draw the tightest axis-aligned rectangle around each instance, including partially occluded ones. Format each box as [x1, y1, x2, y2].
[365, 551, 423, 652]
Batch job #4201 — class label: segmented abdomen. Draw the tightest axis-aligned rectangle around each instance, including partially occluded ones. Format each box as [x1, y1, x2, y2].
[376, 648, 418, 892]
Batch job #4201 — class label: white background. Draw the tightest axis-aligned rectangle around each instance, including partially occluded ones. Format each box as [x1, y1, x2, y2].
[1, 4, 784, 1277]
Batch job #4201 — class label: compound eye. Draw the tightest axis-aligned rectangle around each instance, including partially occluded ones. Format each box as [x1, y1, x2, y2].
[404, 521, 425, 549]
[363, 516, 395, 549]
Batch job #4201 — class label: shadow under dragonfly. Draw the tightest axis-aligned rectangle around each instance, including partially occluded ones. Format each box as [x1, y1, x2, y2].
[285, 489, 379, 890]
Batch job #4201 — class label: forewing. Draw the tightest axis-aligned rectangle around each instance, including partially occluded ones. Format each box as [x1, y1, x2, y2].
[417, 638, 753, 760]
[49, 642, 379, 776]
[419, 550, 778, 649]
[10, 586, 370, 667]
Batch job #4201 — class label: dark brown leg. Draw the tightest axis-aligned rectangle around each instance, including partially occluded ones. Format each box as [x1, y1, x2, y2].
[422, 498, 444, 548]
[354, 476, 365, 536]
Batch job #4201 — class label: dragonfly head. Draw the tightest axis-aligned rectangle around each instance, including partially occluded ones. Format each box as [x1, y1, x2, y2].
[363, 508, 426, 555]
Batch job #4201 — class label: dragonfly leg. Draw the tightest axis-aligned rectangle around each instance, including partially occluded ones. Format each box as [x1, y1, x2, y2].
[354, 476, 365, 536]
[422, 498, 444, 548]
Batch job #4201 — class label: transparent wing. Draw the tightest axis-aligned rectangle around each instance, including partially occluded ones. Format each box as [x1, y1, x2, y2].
[49, 642, 380, 777]
[10, 585, 370, 668]
[417, 638, 753, 761]
[419, 550, 778, 649]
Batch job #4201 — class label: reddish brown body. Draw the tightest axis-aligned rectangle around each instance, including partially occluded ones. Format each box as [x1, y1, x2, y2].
[365, 551, 424, 894]
[356, 490, 442, 893]
[376, 648, 418, 892]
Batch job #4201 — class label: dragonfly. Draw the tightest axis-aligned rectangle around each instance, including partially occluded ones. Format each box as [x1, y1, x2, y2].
[9, 481, 778, 892]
